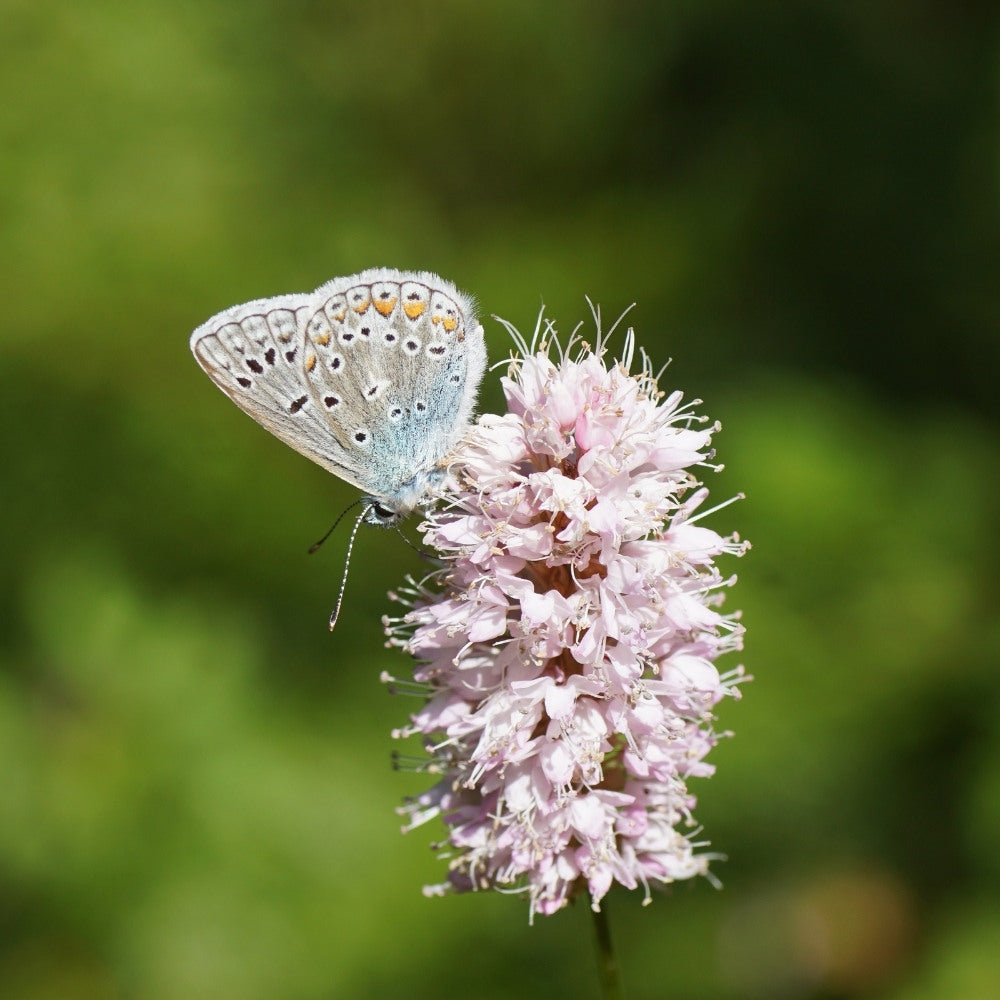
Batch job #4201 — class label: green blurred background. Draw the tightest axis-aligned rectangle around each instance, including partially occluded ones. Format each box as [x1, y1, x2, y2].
[3, 1, 999, 998]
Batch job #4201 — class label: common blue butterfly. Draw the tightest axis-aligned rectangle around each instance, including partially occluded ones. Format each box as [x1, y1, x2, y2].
[190, 268, 487, 527]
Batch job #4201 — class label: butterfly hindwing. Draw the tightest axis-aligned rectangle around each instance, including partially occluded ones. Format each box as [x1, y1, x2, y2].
[297, 276, 482, 498]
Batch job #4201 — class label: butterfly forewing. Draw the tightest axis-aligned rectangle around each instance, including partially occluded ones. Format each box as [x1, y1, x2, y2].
[191, 293, 366, 485]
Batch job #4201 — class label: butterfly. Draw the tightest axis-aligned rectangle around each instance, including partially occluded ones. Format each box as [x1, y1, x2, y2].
[190, 268, 487, 527]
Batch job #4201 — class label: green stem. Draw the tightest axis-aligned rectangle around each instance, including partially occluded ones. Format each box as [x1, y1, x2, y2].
[591, 900, 623, 1000]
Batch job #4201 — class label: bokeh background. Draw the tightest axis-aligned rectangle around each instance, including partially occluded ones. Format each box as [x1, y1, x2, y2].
[3, 1, 999, 998]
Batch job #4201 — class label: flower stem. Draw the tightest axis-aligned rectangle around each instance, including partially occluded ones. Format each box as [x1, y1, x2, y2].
[591, 901, 623, 1000]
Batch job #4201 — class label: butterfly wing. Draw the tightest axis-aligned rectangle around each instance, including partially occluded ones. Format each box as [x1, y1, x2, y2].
[190, 270, 486, 510]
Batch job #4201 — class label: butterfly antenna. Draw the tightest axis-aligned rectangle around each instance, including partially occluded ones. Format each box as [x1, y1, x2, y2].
[394, 524, 434, 561]
[308, 498, 364, 555]
[328, 505, 369, 631]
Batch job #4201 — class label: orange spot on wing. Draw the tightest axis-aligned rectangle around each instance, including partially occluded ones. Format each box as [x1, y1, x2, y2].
[314, 330, 331, 346]
[374, 296, 397, 316]
[442, 317, 458, 332]
[306, 353, 316, 372]
[404, 300, 427, 319]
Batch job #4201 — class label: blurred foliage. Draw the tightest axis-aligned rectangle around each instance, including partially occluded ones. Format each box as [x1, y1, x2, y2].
[2, 1, 1000, 998]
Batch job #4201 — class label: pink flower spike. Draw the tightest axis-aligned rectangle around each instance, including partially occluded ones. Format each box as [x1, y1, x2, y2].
[387, 308, 748, 916]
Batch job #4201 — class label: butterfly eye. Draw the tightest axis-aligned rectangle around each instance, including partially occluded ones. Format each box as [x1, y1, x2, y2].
[366, 502, 399, 527]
